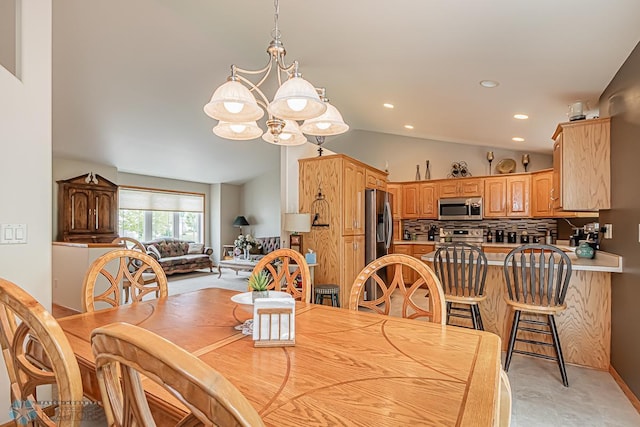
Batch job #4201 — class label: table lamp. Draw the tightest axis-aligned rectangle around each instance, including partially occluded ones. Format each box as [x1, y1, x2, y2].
[233, 216, 250, 234]
[284, 213, 311, 253]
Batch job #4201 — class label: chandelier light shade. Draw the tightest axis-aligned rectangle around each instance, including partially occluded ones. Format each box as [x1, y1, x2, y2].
[203, 0, 347, 144]
[213, 121, 263, 140]
[262, 120, 307, 146]
[268, 76, 327, 120]
[204, 80, 264, 122]
[301, 101, 349, 136]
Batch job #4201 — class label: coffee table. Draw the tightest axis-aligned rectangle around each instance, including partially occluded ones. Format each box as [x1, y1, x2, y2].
[217, 259, 258, 278]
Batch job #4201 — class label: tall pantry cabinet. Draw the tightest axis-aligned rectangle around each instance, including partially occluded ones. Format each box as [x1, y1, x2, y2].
[299, 154, 386, 306]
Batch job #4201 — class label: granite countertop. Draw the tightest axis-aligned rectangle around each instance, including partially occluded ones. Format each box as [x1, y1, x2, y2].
[421, 249, 623, 273]
[393, 240, 436, 245]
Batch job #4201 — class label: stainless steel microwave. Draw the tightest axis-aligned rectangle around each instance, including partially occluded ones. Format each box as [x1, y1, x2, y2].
[438, 197, 483, 220]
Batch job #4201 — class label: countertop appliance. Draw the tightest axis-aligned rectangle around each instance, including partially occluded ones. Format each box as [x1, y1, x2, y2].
[365, 188, 393, 300]
[438, 228, 484, 246]
[438, 197, 483, 220]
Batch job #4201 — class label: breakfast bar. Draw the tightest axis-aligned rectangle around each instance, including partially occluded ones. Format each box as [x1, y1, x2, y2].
[422, 248, 623, 370]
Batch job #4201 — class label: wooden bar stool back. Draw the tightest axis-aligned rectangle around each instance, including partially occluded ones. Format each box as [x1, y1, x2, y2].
[82, 249, 168, 312]
[91, 322, 265, 427]
[503, 244, 572, 387]
[0, 278, 84, 425]
[433, 243, 488, 330]
[251, 249, 311, 303]
[349, 254, 446, 325]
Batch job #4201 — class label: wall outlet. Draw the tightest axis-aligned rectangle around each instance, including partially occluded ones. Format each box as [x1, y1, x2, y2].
[604, 224, 613, 239]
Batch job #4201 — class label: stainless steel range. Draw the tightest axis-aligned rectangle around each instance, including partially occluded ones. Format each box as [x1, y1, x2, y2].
[438, 228, 484, 246]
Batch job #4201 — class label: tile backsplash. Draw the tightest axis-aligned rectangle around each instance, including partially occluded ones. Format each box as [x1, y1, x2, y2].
[402, 218, 558, 241]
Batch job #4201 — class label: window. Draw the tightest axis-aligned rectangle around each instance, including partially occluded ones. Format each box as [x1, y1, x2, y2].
[119, 188, 205, 242]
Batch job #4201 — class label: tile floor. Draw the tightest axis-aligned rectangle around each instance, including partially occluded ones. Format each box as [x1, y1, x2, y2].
[506, 354, 640, 426]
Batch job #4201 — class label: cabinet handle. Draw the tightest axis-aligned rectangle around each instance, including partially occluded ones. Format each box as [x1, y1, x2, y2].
[95, 197, 99, 229]
[71, 195, 75, 229]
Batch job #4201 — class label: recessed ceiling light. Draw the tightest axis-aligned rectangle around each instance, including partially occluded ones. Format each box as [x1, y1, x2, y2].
[480, 80, 499, 88]
[514, 114, 529, 120]
[404, 125, 414, 130]
[512, 137, 525, 142]
[383, 103, 394, 109]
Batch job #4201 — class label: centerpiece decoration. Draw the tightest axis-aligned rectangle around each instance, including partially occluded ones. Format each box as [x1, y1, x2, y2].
[234, 234, 260, 260]
[248, 271, 272, 302]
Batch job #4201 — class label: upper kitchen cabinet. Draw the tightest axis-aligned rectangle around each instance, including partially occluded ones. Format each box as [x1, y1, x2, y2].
[401, 182, 438, 219]
[365, 169, 387, 190]
[343, 160, 366, 235]
[57, 173, 119, 243]
[386, 183, 402, 220]
[531, 170, 554, 217]
[484, 175, 530, 218]
[552, 117, 610, 211]
[437, 177, 484, 198]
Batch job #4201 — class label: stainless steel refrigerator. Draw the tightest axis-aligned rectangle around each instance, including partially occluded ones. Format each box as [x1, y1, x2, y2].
[364, 188, 393, 300]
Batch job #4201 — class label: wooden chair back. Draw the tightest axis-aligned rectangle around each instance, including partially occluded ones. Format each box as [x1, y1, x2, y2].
[82, 249, 168, 312]
[433, 243, 488, 298]
[91, 322, 265, 427]
[348, 254, 446, 325]
[112, 236, 146, 252]
[251, 249, 312, 303]
[503, 244, 572, 310]
[0, 278, 84, 425]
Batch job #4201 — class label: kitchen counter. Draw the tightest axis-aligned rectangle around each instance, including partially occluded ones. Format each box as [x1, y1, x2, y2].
[420, 247, 621, 370]
[393, 240, 436, 245]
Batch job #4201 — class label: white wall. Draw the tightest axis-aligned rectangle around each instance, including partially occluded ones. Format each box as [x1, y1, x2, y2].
[0, 0, 52, 420]
[324, 129, 553, 181]
[243, 169, 280, 238]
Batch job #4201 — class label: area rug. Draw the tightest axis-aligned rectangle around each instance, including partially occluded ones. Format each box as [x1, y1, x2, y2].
[166, 268, 249, 296]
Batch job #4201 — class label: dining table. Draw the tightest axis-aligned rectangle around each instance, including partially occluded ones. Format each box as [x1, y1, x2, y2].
[58, 288, 502, 426]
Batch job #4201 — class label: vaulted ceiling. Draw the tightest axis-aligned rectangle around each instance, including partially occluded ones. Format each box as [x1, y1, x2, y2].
[52, 0, 640, 184]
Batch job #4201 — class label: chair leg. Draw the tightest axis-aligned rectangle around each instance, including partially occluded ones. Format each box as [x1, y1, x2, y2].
[504, 310, 521, 372]
[472, 305, 484, 331]
[470, 304, 479, 330]
[446, 301, 452, 325]
[333, 293, 340, 308]
[548, 314, 569, 387]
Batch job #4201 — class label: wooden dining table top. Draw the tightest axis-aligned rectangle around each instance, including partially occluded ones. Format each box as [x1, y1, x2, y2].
[58, 288, 501, 426]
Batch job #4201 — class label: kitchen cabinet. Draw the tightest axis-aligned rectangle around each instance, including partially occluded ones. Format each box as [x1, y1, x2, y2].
[533, 169, 597, 218]
[365, 169, 387, 190]
[343, 160, 366, 235]
[386, 183, 402, 220]
[552, 117, 610, 211]
[299, 154, 386, 306]
[401, 182, 437, 219]
[342, 234, 365, 302]
[438, 178, 484, 198]
[57, 173, 118, 243]
[531, 170, 554, 217]
[483, 175, 530, 218]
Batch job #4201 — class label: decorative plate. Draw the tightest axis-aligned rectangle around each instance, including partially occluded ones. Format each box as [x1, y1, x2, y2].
[496, 158, 516, 174]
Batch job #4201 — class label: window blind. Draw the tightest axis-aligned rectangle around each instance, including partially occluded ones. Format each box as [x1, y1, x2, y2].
[119, 188, 204, 212]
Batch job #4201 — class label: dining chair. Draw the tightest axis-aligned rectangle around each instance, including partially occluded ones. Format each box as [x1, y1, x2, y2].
[503, 244, 572, 387]
[112, 237, 158, 303]
[348, 254, 446, 325]
[91, 322, 265, 427]
[433, 243, 488, 330]
[0, 278, 84, 425]
[82, 249, 168, 312]
[251, 248, 312, 303]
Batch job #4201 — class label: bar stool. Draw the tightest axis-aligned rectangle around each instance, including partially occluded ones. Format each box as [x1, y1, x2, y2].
[503, 244, 572, 387]
[314, 284, 340, 307]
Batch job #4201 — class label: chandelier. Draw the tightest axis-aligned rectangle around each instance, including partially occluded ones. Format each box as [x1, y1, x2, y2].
[203, 0, 348, 147]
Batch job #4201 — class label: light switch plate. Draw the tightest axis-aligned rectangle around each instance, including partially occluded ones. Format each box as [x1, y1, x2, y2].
[604, 224, 613, 239]
[0, 224, 27, 244]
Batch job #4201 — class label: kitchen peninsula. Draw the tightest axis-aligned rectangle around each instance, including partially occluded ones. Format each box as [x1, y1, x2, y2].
[422, 248, 622, 370]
